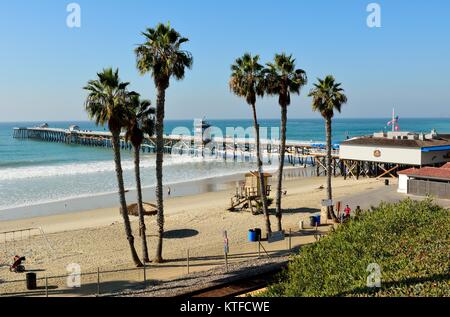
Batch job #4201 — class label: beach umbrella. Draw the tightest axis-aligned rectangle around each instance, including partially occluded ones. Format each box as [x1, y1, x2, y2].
[127, 202, 158, 217]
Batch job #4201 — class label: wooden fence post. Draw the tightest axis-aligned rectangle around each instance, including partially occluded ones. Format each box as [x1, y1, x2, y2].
[97, 267, 100, 296]
[187, 249, 190, 274]
[143, 263, 147, 289]
[45, 276, 48, 297]
[289, 229, 292, 251]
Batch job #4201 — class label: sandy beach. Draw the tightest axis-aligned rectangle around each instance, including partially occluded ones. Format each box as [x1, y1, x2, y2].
[0, 175, 387, 296]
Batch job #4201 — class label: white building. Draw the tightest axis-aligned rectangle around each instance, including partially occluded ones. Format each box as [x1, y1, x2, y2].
[339, 131, 450, 167]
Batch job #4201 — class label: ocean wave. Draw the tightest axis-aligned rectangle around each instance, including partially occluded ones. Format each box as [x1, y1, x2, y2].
[0, 155, 222, 181]
[0, 167, 256, 212]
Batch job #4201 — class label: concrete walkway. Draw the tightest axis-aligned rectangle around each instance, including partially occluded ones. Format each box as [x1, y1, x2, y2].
[338, 182, 450, 211]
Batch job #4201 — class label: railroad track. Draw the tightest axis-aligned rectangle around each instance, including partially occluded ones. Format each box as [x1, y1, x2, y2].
[175, 262, 287, 298]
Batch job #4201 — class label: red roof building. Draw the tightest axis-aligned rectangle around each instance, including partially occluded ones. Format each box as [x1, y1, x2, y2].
[398, 166, 450, 181]
[397, 163, 450, 199]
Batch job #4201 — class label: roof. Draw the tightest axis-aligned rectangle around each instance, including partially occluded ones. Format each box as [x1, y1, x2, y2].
[342, 134, 450, 149]
[398, 166, 450, 180]
[441, 162, 450, 169]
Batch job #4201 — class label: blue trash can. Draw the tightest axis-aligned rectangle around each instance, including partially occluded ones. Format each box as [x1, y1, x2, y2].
[315, 215, 321, 226]
[248, 229, 256, 242]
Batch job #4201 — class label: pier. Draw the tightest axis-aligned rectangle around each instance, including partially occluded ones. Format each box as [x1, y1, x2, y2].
[12, 125, 344, 174]
[16, 125, 444, 179]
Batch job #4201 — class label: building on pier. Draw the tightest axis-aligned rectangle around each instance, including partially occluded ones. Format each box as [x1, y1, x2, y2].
[339, 130, 450, 178]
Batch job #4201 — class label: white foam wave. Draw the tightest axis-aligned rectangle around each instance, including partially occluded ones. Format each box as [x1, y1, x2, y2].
[0, 155, 221, 181]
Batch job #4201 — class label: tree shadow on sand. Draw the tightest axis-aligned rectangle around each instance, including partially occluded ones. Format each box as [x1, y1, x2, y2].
[163, 229, 199, 239]
[268, 207, 320, 215]
[1, 278, 159, 297]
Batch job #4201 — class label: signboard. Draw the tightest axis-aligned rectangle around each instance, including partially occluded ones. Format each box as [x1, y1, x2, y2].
[268, 231, 285, 243]
[223, 230, 229, 254]
[321, 199, 334, 207]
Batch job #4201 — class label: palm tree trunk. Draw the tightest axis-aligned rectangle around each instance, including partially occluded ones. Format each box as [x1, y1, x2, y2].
[251, 103, 271, 234]
[112, 132, 142, 267]
[133, 144, 150, 263]
[325, 117, 338, 221]
[154, 86, 166, 263]
[275, 105, 287, 232]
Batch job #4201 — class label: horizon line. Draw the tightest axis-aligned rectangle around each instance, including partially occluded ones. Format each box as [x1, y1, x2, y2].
[1, 116, 449, 124]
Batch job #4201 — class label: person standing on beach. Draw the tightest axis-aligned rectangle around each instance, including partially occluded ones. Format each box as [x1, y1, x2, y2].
[355, 206, 362, 219]
[344, 205, 351, 218]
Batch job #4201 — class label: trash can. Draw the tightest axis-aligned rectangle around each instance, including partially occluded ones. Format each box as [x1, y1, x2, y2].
[26, 272, 37, 290]
[314, 215, 321, 226]
[309, 216, 316, 227]
[248, 229, 256, 242]
[254, 228, 262, 241]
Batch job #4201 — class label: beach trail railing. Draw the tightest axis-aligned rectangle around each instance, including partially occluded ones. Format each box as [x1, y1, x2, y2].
[0, 223, 325, 297]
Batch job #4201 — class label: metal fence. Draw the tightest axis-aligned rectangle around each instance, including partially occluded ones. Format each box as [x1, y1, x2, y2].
[0, 224, 325, 297]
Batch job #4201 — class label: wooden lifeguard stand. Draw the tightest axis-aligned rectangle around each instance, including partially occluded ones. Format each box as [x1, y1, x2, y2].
[228, 171, 272, 214]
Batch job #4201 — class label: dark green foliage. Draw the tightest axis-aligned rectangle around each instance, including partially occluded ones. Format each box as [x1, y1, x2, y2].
[262, 199, 450, 297]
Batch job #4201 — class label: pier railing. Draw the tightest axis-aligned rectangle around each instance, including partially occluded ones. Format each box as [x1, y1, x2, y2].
[12, 126, 339, 166]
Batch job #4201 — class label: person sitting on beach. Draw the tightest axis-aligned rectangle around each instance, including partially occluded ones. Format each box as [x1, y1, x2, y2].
[10, 255, 26, 273]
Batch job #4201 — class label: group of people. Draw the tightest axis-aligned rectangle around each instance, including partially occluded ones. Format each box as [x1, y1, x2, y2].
[339, 205, 362, 223]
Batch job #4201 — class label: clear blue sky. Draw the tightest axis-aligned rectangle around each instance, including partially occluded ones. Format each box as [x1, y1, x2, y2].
[0, 0, 449, 122]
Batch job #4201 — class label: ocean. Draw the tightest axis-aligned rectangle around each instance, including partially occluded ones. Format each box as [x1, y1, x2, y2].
[0, 118, 449, 213]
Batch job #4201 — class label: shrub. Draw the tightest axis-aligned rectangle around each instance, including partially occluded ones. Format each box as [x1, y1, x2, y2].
[261, 198, 450, 297]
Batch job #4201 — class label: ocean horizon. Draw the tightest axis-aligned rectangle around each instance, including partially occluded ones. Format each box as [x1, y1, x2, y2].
[1, 118, 449, 212]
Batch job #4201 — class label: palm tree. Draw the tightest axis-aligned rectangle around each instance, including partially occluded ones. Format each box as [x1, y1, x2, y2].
[309, 75, 347, 221]
[229, 53, 271, 234]
[84, 68, 143, 267]
[125, 94, 155, 263]
[264, 53, 307, 231]
[135, 22, 193, 263]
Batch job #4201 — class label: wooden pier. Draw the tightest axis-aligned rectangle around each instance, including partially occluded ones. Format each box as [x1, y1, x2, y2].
[12, 126, 338, 168]
[13, 125, 407, 179]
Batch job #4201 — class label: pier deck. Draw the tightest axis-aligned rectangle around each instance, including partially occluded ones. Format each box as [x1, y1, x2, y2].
[13, 126, 400, 179]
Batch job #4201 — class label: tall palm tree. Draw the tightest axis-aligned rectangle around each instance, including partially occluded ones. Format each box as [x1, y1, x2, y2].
[264, 53, 307, 231]
[84, 68, 143, 267]
[229, 53, 271, 234]
[309, 75, 347, 221]
[125, 94, 155, 263]
[135, 22, 193, 263]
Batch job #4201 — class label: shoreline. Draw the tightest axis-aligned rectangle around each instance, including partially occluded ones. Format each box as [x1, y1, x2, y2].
[0, 165, 314, 222]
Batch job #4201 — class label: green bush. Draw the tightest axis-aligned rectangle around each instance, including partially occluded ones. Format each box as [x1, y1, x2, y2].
[261, 198, 450, 297]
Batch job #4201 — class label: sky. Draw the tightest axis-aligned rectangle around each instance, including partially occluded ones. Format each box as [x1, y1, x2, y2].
[0, 0, 449, 122]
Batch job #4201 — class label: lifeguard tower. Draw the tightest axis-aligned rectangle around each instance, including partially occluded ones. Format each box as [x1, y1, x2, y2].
[228, 171, 272, 214]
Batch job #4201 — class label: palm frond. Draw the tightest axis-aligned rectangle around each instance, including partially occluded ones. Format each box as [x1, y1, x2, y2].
[308, 75, 348, 118]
